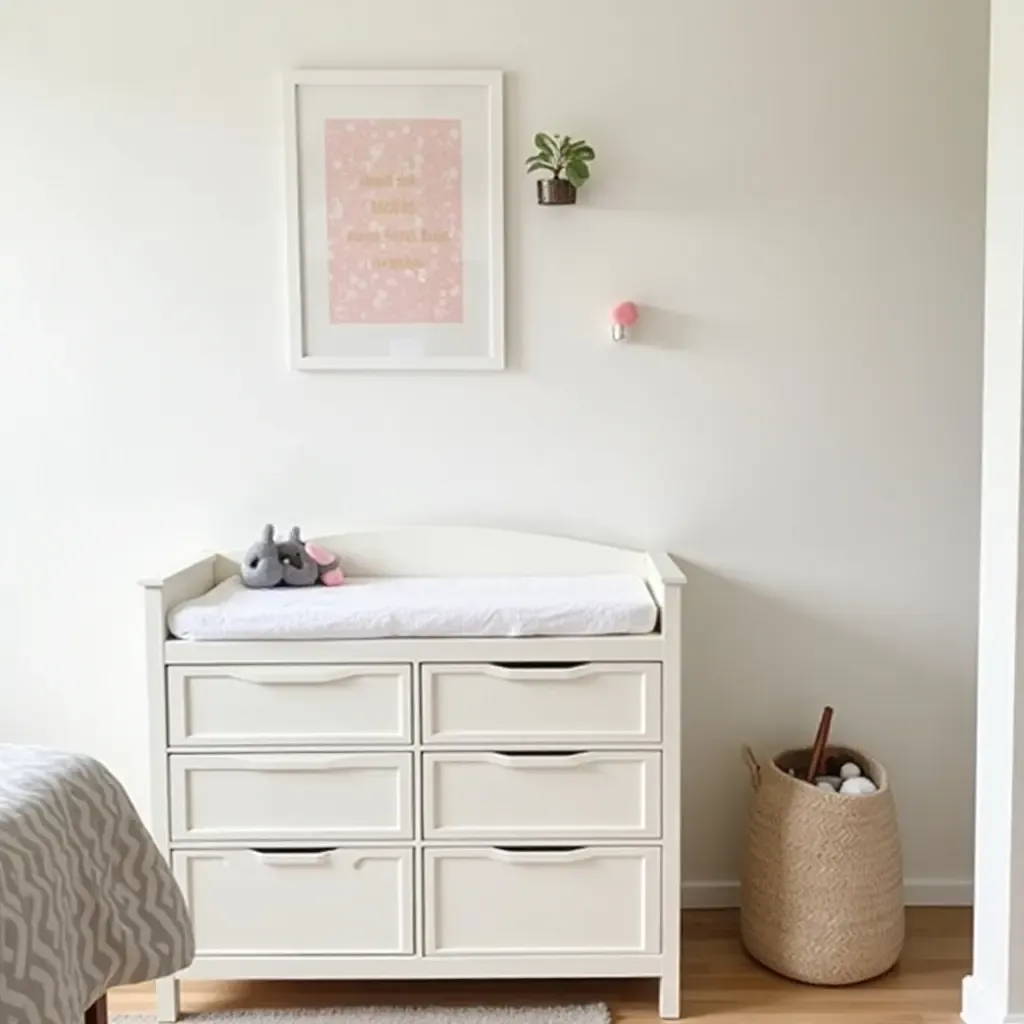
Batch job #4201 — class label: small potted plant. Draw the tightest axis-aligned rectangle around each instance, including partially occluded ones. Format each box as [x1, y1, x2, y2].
[525, 133, 596, 205]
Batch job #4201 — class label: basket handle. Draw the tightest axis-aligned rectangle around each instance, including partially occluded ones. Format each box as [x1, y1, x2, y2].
[742, 744, 761, 791]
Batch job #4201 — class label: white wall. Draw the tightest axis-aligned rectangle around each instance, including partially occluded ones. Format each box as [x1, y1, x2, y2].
[0, 1, 988, 903]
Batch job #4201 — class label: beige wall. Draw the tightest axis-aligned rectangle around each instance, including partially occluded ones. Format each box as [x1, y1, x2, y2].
[0, 0, 989, 903]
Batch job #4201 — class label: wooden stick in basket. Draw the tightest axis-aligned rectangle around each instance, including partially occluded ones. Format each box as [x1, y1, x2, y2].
[805, 705, 834, 782]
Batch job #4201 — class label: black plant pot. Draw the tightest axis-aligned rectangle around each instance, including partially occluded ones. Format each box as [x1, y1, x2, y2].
[537, 178, 577, 205]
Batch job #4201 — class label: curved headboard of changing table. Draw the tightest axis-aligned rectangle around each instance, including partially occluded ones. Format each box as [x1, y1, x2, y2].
[211, 525, 686, 587]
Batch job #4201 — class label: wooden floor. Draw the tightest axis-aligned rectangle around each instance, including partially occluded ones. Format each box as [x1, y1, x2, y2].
[110, 908, 970, 1023]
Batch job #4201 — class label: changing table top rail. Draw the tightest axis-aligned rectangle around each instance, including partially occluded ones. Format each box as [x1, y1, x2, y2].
[163, 633, 667, 665]
[141, 526, 686, 591]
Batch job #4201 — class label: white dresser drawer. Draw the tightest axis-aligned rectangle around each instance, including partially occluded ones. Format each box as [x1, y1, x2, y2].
[421, 662, 662, 745]
[423, 751, 661, 840]
[169, 753, 412, 842]
[167, 664, 412, 747]
[173, 847, 413, 955]
[424, 846, 661, 956]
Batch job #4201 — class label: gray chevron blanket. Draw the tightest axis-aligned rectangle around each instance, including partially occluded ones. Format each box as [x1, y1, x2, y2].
[0, 745, 194, 1024]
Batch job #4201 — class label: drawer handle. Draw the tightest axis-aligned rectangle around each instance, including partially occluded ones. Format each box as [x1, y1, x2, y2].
[231, 754, 386, 771]
[490, 662, 589, 670]
[488, 752, 591, 768]
[488, 846, 593, 864]
[484, 664, 596, 682]
[227, 669, 363, 685]
[252, 849, 333, 866]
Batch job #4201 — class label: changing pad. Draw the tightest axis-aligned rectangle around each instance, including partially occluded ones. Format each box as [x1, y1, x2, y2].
[167, 573, 659, 641]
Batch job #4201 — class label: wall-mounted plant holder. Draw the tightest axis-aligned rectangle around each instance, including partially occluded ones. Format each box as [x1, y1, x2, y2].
[537, 178, 578, 206]
[526, 133, 595, 206]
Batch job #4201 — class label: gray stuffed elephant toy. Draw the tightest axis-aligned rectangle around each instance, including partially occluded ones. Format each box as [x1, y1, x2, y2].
[240, 525, 344, 589]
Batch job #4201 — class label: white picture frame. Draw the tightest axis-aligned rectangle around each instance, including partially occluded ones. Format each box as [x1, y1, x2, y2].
[283, 69, 505, 372]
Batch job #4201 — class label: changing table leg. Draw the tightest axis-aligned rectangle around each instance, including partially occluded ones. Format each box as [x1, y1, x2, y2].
[84, 994, 108, 1024]
[659, 969, 681, 1019]
[156, 977, 180, 1023]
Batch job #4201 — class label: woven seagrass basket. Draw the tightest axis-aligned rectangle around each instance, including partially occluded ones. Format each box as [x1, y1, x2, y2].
[739, 744, 905, 985]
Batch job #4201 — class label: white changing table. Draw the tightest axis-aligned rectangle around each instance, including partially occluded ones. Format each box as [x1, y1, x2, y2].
[142, 527, 686, 1021]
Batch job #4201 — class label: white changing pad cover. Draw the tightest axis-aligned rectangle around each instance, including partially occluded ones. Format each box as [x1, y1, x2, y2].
[167, 574, 659, 641]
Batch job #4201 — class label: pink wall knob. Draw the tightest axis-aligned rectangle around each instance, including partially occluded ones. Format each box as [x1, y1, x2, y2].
[610, 302, 639, 340]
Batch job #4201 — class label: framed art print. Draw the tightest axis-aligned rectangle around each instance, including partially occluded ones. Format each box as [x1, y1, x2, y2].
[283, 69, 505, 371]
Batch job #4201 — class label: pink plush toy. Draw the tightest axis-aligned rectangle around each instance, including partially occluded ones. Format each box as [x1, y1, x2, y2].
[305, 542, 344, 586]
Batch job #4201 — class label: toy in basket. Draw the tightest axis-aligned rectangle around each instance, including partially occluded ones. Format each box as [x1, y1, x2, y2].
[739, 706, 904, 985]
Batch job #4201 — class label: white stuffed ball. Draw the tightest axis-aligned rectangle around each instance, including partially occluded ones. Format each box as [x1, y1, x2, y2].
[816, 780, 837, 792]
[839, 761, 862, 780]
[814, 775, 841, 791]
[840, 776, 877, 795]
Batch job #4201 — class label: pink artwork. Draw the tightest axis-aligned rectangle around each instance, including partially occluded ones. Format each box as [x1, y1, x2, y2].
[324, 118, 464, 325]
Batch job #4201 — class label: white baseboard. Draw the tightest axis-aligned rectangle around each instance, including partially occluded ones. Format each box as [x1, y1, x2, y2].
[682, 878, 973, 908]
[908, 879, 974, 906]
[962, 975, 1024, 1024]
[681, 881, 742, 908]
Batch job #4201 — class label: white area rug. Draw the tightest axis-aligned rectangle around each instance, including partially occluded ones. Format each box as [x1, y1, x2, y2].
[112, 1006, 611, 1023]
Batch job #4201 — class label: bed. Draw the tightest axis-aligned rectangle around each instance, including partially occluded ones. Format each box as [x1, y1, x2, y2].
[0, 744, 195, 1024]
